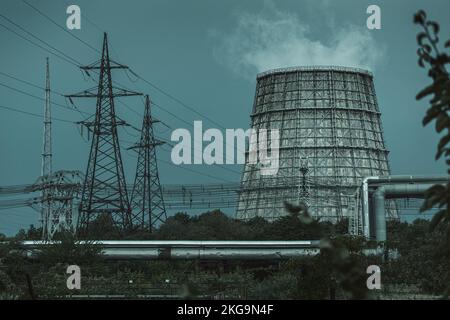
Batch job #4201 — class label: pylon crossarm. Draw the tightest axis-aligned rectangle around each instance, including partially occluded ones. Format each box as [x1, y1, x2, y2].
[66, 87, 142, 98]
[81, 59, 130, 70]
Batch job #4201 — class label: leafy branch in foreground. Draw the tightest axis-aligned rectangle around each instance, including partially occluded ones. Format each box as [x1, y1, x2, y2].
[414, 10, 450, 230]
[284, 201, 369, 299]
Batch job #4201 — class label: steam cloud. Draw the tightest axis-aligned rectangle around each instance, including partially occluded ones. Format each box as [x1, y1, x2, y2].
[213, 4, 384, 79]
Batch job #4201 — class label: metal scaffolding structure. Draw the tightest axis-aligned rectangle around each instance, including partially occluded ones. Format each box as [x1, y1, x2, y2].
[129, 95, 167, 232]
[40, 57, 52, 239]
[66, 33, 141, 237]
[32, 170, 83, 237]
[0, 179, 437, 230]
[237, 66, 394, 222]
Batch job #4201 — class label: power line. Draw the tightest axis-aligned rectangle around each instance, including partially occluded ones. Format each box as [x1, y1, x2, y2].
[3, 8, 242, 180]
[63, 0, 104, 33]
[0, 12, 81, 66]
[0, 104, 74, 124]
[158, 145, 242, 176]
[117, 98, 241, 176]
[21, 0, 101, 55]
[0, 21, 79, 67]
[15, 1, 241, 137]
[2, 8, 245, 160]
[0, 71, 238, 185]
[0, 70, 64, 96]
[129, 69, 230, 131]
[126, 149, 233, 183]
[0, 80, 88, 116]
[0, 69, 93, 124]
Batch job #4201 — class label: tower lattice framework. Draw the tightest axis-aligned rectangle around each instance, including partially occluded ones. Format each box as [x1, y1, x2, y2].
[237, 66, 395, 222]
[41, 57, 52, 240]
[33, 171, 83, 238]
[67, 33, 141, 237]
[129, 95, 167, 232]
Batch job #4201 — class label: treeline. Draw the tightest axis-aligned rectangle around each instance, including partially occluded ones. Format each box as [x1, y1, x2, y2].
[1, 211, 449, 298]
[384, 219, 450, 296]
[6, 210, 349, 241]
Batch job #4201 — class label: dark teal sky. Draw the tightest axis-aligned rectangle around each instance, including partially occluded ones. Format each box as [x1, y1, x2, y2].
[0, 0, 449, 234]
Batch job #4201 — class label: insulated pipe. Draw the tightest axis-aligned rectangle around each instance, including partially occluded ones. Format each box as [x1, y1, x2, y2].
[372, 182, 445, 242]
[361, 175, 449, 239]
[373, 187, 386, 242]
[368, 175, 450, 185]
[19, 240, 323, 260]
[16, 240, 386, 260]
[383, 184, 436, 198]
[362, 176, 379, 238]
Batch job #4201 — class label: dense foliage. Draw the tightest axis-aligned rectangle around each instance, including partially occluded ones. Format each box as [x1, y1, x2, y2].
[414, 10, 450, 229]
[0, 210, 448, 300]
[1, 9, 449, 301]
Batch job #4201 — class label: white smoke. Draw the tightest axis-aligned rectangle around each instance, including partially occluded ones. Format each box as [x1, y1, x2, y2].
[213, 3, 384, 79]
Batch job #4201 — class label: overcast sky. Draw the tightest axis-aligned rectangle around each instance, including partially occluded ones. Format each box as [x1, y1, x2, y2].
[0, 0, 449, 235]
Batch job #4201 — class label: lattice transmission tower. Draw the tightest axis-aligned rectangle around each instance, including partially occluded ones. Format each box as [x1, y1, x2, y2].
[129, 95, 167, 232]
[41, 57, 52, 240]
[33, 171, 83, 239]
[67, 33, 141, 237]
[297, 156, 310, 208]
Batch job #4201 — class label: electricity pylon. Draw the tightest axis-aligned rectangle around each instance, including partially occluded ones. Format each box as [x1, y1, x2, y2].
[41, 57, 52, 240]
[298, 156, 310, 208]
[129, 95, 167, 232]
[67, 33, 141, 238]
[33, 171, 83, 239]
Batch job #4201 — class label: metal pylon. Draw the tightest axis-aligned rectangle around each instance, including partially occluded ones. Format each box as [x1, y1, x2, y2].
[66, 33, 142, 237]
[41, 57, 52, 240]
[298, 156, 310, 208]
[33, 171, 83, 238]
[129, 95, 167, 232]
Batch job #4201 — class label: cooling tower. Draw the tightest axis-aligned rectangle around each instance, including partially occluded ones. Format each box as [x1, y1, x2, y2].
[236, 66, 392, 222]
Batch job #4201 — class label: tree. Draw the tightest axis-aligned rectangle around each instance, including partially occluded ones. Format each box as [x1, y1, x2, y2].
[414, 10, 450, 230]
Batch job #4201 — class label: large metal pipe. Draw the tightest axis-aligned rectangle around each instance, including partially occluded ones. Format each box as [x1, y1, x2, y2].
[17, 240, 385, 260]
[373, 187, 386, 242]
[362, 176, 379, 238]
[372, 182, 445, 242]
[367, 175, 450, 185]
[361, 175, 450, 239]
[383, 184, 436, 198]
[20, 240, 322, 260]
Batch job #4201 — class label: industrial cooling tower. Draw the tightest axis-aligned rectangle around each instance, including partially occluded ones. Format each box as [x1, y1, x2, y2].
[236, 66, 392, 222]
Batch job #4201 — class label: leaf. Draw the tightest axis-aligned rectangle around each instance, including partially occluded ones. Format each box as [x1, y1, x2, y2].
[417, 32, 427, 46]
[425, 184, 446, 195]
[429, 209, 446, 231]
[437, 135, 450, 158]
[421, 185, 446, 211]
[414, 10, 426, 25]
[416, 84, 435, 100]
[435, 113, 449, 133]
[418, 58, 425, 68]
[431, 35, 439, 45]
[423, 44, 432, 53]
[436, 147, 450, 160]
[427, 21, 440, 35]
[423, 106, 441, 125]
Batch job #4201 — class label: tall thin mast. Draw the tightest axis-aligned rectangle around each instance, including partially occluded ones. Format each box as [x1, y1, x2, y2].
[41, 57, 52, 239]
